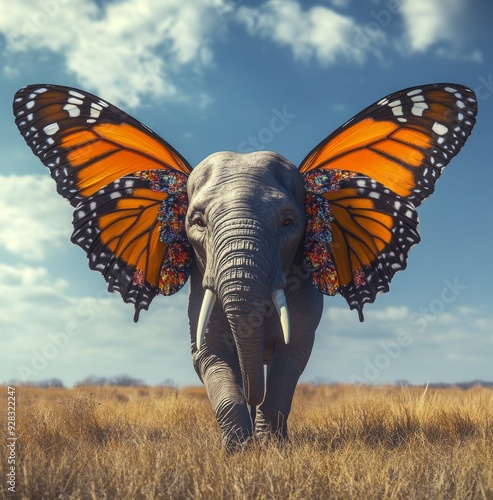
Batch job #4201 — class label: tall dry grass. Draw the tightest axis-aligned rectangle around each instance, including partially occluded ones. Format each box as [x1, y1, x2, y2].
[1, 383, 492, 499]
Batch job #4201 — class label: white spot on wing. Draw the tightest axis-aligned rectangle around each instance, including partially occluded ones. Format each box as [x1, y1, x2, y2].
[63, 103, 81, 117]
[90, 105, 101, 119]
[432, 122, 448, 135]
[69, 90, 85, 99]
[392, 106, 403, 116]
[43, 122, 60, 135]
[411, 102, 428, 116]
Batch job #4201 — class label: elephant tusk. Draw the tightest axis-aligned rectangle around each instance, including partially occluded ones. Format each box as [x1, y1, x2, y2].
[272, 289, 290, 345]
[196, 289, 216, 350]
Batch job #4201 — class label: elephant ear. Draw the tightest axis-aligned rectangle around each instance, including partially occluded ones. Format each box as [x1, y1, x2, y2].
[300, 83, 477, 321]
[13, 84, 193, 321]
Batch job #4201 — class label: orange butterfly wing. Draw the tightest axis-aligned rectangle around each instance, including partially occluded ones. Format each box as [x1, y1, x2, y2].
[13, 84, 193, 321]
[301, 84, 477, 320]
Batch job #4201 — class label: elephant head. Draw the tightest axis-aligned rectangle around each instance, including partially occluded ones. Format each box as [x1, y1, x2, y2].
[13, 83, 477, 448]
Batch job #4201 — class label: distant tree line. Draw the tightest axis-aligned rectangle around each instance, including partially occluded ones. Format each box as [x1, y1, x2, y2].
[5, 377, 493, 389]
[6, 375, 176, 388]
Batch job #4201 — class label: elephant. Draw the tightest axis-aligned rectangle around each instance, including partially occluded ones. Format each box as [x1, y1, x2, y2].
[13, 83, 477, 449]
[186, 151, 323, 446]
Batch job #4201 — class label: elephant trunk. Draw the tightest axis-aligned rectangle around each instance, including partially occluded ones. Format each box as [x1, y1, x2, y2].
[194, 215, 292, 407]
[212, 219, 272, 407]
[219, 267, 268, 407]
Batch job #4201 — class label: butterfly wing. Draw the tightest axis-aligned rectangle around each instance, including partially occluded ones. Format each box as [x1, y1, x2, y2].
[13, 84, 193, 321]
[301, 83, 477, 320]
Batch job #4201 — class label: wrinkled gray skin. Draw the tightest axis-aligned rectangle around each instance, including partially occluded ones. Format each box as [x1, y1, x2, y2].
[186, 151, 323, 449]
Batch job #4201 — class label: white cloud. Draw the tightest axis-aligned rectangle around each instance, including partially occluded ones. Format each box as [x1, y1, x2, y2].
[0, 175, 72, 260]
[0, 262, 192, 386]
[305, 301, 493, 384]
[321, 305, 413, 340]
[0, 265, 73, 343]
[329, 0, 351, 7]
[400, 0, 480, 60]
[400, 0, 457, 52]
[235, 0, 480, 66]
[235, 0, 359, 65]
[0, 0, 225, 107]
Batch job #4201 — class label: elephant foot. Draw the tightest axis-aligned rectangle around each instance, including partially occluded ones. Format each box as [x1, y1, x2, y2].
[215, 400, 253, 451]
[223, 432, 254, 453]
[223, 429, 288, 452]
[254, 427, 289, 445]
[253, 409, 288, 441]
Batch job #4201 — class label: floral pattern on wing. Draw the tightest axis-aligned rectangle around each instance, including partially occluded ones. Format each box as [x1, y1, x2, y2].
[159, 241, 193, 295]
[303, 169, 358, 295]
[134, 170, 192, 294]
[133, 268, 145, 287]
[353, 267, 366, 289]
[135, 169, 187, 195]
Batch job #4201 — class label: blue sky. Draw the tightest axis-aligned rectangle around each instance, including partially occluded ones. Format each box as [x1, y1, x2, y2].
[0, 0, 492, 387]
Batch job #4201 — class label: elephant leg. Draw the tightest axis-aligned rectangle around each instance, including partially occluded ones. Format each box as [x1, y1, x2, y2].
[195, 350, 253, 450]
[254, 354, 300, 440]
[255, 330, 316, 440]
[254, 280, 321, 440]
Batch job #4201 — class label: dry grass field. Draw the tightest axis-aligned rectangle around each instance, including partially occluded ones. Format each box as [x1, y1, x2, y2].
[1, 383, 492, 499]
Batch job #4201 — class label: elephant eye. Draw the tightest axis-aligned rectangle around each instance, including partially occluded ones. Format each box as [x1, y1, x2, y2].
[189, 215, 205, 228]
[282, 218, 293, 227]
